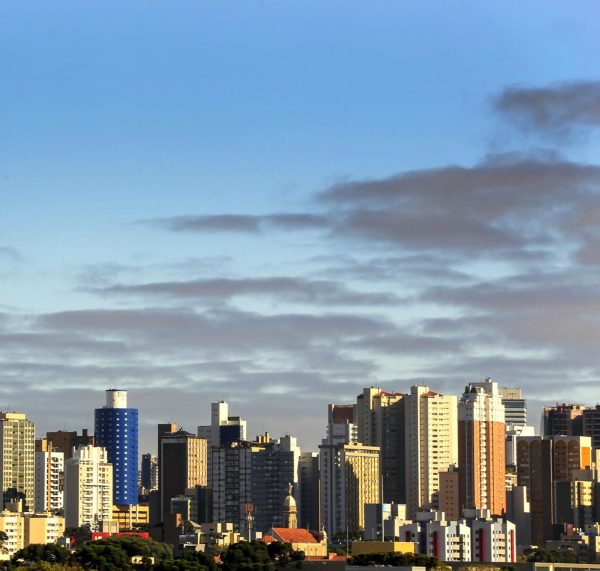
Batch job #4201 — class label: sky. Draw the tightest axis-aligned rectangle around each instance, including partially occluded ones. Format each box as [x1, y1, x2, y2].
[2, 1, 600, 455]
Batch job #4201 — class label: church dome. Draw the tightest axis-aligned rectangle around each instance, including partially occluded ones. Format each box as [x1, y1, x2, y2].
[283, 494, 297, 509]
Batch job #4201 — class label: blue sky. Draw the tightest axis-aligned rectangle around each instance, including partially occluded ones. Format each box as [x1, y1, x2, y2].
[1, 1, 600, 452]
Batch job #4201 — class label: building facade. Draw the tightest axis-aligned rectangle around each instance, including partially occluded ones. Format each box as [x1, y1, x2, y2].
[160, 429, 208, 524]
[405, 386, 458, 518]
[355, 387, 406, 504]
[298, 451, 320, 530]
[141, 453, 158, 491]
[94, 389, 138, 506]
[0, 412, 35, 511]
[35, 440, 64, 513]
[319, 441, 380, 536]
[499, 387, 527, 427]
[458, 379, 506, 516]
[64, 445, 113, 529]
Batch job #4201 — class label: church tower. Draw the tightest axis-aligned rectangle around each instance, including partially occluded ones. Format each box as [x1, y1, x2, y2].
[282, 483, 297, 529]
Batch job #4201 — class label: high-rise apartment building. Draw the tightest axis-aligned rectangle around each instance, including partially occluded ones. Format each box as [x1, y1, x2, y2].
[552, 436, 592, 482]
[554, 478, 594, 529]
[298, 452, 320, 530]
[210, 435, 300, 535]
[141, 453, 158, 491]
[458, 379, 506, 516]
[319, 410, 380, 537]
[499, 387, 527, 427]
[94, 389, 139, 506]
[211, 441, 254, 535]
[405, 386, 458, 518]
[582, 406, 600, 450]
[355, 387, 406, 503]
[160, 429, 208, 523]
[543, 404, 585, 437]
[198, 401, 247, 447]
[45, 429, 94, 460]
[516, 435, 592, 547]
[35, 439, 64, 513]
[64, 445, 113, 528]
[0, 412, 35, 511]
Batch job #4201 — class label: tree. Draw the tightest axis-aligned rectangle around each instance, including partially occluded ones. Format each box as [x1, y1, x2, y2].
[12, 543, 72, 565]
[220, 540, 274, 571]
[177, 549, 218, 571]
[349, 551, 439, 569]
[74, 541, 132, 570]
[65, 526, 92, 547]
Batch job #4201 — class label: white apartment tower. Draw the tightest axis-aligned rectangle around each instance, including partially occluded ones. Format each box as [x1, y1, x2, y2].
[64, 445, 113, 528]
[0, 412, 35, 511]
[35, 440, 64, 513]
[405, 386, 458, 518]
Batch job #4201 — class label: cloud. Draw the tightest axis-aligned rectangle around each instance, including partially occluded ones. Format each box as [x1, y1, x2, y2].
[88, 276, 402, 306]
[0, 247, 22, 263]
[37, 307, 396, 356]
[495, 80, 600, 139]
[145, 154, 600, 264]
[142, 213, 329, 234]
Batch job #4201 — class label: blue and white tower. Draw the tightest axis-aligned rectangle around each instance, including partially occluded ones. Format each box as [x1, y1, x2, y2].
[94, 389, 138, 506]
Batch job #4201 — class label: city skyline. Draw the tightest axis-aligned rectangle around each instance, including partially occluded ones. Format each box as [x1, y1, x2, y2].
[2, 2, 600, 455]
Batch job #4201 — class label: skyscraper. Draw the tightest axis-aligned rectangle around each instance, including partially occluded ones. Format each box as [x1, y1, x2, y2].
[35, 439, 64, 513]
[94, 389, 139, 506]
[0, 412, 35, 511]
[458, 379, 506, 516]
[64, 445, 113, 529]
[405, 386, 458, 518]
[319, 441, 380, 536]
[160, 429, 208, 523]
[141, 453, 158, 491]
[298, 451, 320, 530]
[542, 404, 585, 437]
[499, 386, 527, 427]
[355, 387, 406, 503]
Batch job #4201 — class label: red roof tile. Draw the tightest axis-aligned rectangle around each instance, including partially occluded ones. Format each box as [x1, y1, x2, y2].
[270, 528, 319, 544]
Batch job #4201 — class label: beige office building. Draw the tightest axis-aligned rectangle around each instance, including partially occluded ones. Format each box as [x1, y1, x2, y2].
[64, 445, 113, 528]
[0, 412, 35, 512]
[405, 385, 458, 518]
[24, 513, 65, 546]
[355, 387, 406, 504]
[319, 441, 380, 536]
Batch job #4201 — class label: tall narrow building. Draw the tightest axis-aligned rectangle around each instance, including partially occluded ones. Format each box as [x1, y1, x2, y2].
[160, 429, 208, 524]
[94, 389, 139, 506]
[319, 403, 379, 536]
[499, 386, 527, 427]
[35, 439, 64, 513]
[0, 412, 35, 511]
[355, 388, 406, 503]
[405, 386, 457, 518]
[64, 445, 113, 529]
[298, 452, 320, 530]
[458, 379, 506, 516]
[319, 441, 380, 536]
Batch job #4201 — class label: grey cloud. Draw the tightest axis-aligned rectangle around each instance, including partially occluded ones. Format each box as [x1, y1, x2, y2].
[143, 213, 329, 234]
[137, 154, 600, 265]
[90, 276, 402, 306]
[495, 80, 600, 138]
[0, 247, 22, 262]
[348, 333, 464, 355]
[37, 307, 395, 355]
[318, 155, 600, 261]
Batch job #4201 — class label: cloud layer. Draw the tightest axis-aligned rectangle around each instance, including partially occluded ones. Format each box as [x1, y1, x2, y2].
[3, 79, 600, 453]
